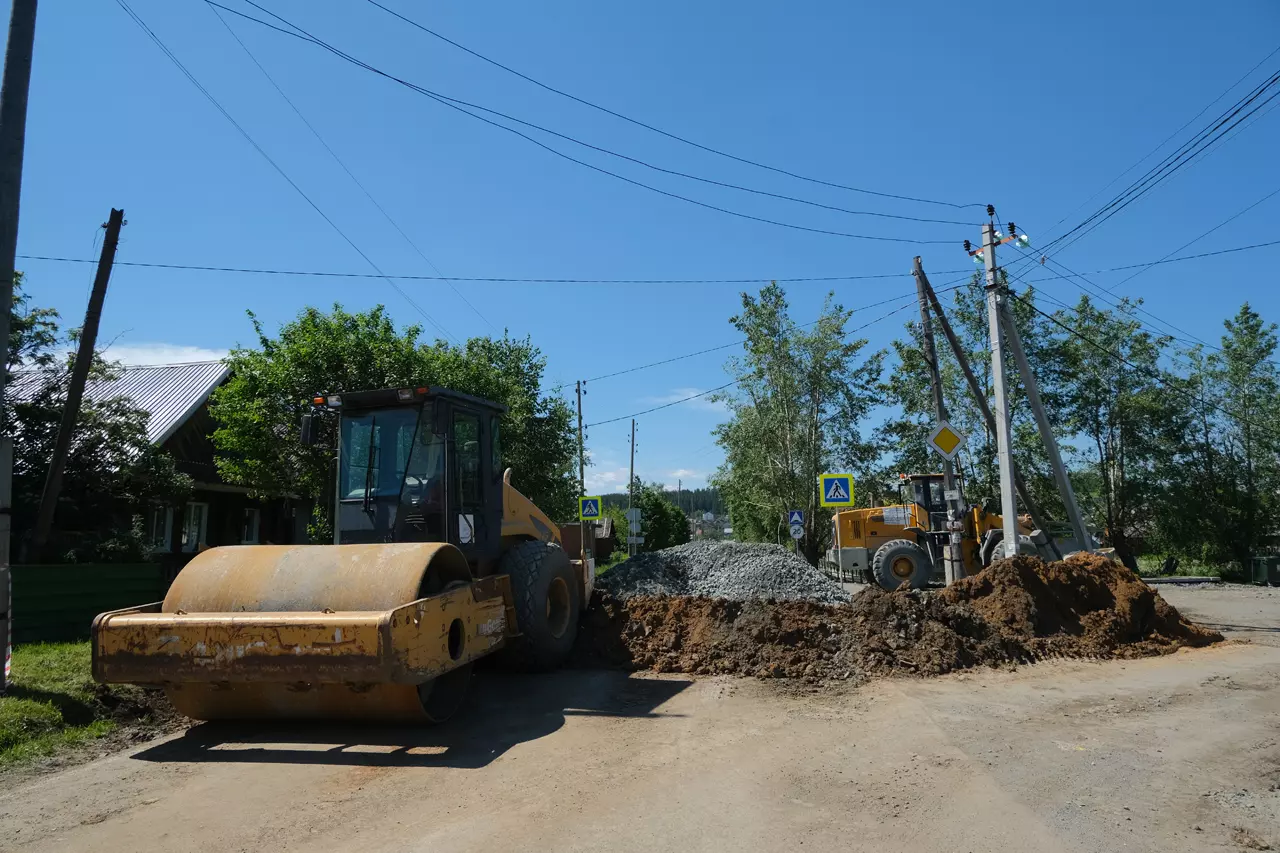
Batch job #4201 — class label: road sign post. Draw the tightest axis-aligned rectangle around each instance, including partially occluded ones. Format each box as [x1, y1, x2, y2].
[786, 509, 804, 545]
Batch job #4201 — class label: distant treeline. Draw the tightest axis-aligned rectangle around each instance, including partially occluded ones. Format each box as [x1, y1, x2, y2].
[601, 486, 721, 516]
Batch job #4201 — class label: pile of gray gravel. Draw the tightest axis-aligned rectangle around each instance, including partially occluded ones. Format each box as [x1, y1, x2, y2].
[597, 541, 850, 605]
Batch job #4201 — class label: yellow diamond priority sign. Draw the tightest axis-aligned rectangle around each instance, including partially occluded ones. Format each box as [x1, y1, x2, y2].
[926, 421, 967, 462]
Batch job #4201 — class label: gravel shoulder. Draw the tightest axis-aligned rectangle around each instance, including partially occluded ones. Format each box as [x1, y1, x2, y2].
[0, 584, 1276, 852]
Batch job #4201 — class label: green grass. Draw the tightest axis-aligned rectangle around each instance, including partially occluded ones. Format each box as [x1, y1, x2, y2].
[594, 550, 630, 576]
[1135, 554, 1227, 578]
[0, 641, 170, 768]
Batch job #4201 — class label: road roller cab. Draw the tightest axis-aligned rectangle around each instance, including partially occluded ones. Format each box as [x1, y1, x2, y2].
[91, 386, 588, 723]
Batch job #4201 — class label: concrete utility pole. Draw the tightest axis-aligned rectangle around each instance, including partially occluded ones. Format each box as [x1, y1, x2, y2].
[913, 257, 964, 583]
[919, 271, 1060, 558]
[0, 0, 39, 695]
[575, 380, 586, 562]
[983, 219, 1020, 558]
[627, 418, 636, 556]
[30, 209, 124, 559]
[998, 296, 1092, 553]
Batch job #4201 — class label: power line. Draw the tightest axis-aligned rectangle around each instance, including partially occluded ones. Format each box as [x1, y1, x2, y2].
[584, 285, 966, 383]
[1034, 42, 1280, 244]
[211, 2, 958, 245]
[585, 382, 736, 428]
[111, 0, 458, 343]
[359, 0, 984, 212]
[1037, 68, 1280, 261]
[1009, 245, 1222, 354]
[1002, 272, 1280, 445]
[207, 2, 496, 331]
[582, 284, 966, 426]
[1017, 238, 1280, 277]
[18, 253, 972, 283]
[1102, 185, 1280, 293]
[20, 233, 1277, 286]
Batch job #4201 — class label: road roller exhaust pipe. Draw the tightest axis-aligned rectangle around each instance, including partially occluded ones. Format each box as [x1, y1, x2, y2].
[92, 543, 518, 722]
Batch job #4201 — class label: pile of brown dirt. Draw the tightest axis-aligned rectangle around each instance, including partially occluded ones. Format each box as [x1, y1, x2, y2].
[941, 552, 1223, 658]
[574, 553, 1221, 681]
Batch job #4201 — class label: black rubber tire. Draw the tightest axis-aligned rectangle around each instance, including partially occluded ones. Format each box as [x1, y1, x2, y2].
[981, 530, 1038, 567]
[871, 539, 933, 590]
[499, 540, 581, 671]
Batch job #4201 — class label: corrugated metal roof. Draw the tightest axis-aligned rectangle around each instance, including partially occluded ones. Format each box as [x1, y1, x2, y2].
[6, 360, 230, 445]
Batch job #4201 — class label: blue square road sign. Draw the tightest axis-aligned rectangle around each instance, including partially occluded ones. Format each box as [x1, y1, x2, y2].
[579, 496, 602, 520]
[818, 473, 855, 507]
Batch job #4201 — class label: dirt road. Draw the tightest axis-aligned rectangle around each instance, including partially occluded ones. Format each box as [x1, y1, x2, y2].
[2, 585, 1277, 853]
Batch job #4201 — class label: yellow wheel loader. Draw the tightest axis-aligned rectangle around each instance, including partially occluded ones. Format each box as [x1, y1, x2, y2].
[826, 473, 1075, 591]
[91, 386, 592, 723]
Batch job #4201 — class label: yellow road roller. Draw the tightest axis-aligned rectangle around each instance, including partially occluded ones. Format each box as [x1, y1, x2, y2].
[91, 386, 592, 723]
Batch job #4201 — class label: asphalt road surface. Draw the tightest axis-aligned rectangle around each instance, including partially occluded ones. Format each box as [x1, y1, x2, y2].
[1, 585, 1277, 853]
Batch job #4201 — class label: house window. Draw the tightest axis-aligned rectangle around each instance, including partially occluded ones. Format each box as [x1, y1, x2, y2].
[241, 507, 261, 544]
[146, 505, 173, 552]
[181, 502, 209, 553]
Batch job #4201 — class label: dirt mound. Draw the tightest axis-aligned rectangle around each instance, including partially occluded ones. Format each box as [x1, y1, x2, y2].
[941, 552, 1222, 658]
[575, 553, 1221, 681]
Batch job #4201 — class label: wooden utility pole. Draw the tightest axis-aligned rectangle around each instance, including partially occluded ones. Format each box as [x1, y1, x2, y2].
[575, 380, 586, 562]
[0, 0, 39, 695]
[913, 257, 964, 583]
[30, 209, 125, 559]
[627, 419, 636, 556]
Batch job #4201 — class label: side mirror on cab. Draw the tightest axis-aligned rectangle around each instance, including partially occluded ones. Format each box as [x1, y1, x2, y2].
[300, 412, 320, 446]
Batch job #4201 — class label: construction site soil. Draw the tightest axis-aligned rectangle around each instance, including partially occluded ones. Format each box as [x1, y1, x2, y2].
[573, 553, 1223, 681]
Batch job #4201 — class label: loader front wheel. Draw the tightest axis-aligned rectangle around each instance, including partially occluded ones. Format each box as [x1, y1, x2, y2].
[500, 540, 581, 671]
[871, 539, 933, 591]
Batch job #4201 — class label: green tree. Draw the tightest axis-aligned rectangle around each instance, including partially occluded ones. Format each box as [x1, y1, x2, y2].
[209, 304, 576, 540]
[1162, 304, 1280, 567]
[711, 283, 883, 564]
[1216, 303, 1280, 565]
[6, 277, 190, 562]
[632, 479, 690, 551]
[1055, 294, 1187, 561]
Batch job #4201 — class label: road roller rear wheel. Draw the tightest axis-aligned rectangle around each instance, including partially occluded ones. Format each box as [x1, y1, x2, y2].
[498, 540, 581, 671]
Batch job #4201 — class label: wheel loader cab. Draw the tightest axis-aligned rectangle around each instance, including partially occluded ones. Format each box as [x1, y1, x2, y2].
[324, 387, 506, 573]
[895, 472, 950, 532]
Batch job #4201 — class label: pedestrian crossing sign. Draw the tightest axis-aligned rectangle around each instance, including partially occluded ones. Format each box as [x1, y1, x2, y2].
[818, 473, 855, 507]
[579, 496, 602, 520]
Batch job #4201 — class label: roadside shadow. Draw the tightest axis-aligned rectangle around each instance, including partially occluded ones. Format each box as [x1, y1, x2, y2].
[4, 685, 99, 725]
[130, 670, 689, 770]
[1197, 622, 1280, 634]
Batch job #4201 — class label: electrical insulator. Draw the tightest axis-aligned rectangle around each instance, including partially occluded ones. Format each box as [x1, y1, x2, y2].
[963, 240, 972, 252]
[986, 204, 995, 217]
[1008, 222, 1017, 237]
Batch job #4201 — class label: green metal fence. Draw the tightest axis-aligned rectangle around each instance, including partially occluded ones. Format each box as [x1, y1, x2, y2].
[10, 563, 166, 644]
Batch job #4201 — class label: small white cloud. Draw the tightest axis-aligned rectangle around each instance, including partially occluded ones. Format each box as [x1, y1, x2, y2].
[646, 387, 727, 414]
[585, 467, 630, 492]
[101, 342, 229, 365]
[669, 468, 703, 479]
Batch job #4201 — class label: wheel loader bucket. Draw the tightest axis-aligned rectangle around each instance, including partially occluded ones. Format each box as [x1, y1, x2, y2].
[92, 543, 517, 721]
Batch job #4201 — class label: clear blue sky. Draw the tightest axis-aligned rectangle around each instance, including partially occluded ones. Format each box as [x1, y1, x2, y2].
[14, 0, 1280, 492]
